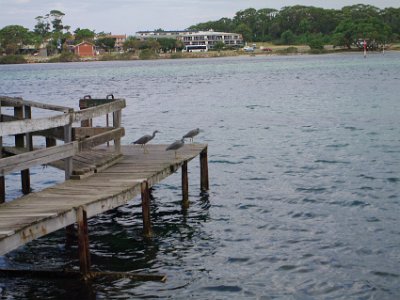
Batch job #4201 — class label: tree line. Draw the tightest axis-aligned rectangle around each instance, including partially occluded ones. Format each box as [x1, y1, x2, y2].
[1, 4, 399, 56]
[0, 10, 118, 55]
[188, 4, 400, 49]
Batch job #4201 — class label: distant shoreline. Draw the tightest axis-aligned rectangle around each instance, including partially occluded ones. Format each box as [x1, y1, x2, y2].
[3, 44, 400, 65]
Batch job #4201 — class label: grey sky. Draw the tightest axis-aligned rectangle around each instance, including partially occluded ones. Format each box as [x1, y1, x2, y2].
[1, 0, 398, 35]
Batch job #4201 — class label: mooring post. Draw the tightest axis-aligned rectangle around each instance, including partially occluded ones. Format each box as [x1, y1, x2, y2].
[182, 161, 189, 207]
[200, 147, 209, 191]
[76, 206, 91, 275]
[141, 181, 152, 237]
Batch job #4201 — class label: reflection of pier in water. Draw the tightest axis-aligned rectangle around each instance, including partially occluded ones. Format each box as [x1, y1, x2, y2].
[0, 96, 209, 281]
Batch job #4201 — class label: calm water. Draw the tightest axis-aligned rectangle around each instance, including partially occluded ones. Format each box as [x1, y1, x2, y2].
[0, 53, 399, 299]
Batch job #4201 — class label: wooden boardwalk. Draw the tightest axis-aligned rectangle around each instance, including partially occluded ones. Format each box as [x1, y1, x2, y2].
[0, 143, 208, 257]
[1, 95, 209, 280]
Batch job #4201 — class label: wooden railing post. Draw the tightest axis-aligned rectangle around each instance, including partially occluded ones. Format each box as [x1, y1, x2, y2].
[79, 95, 92, 128]
[76, 206, 91, 276]
[182, 161, 189, 207]
[200, 147, 209, 191]
[0, 100, 4, 203]
[0, 135, 4, 204]
[14, 105, 30, 194]
[113, 109, 121, 154]
[64, 120, 73, 180]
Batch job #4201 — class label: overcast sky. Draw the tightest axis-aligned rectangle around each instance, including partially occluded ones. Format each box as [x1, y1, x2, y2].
[1, 0, 398, 35]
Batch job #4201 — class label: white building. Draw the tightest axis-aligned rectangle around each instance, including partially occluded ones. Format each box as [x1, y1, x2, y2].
[135, 30, 243, 51]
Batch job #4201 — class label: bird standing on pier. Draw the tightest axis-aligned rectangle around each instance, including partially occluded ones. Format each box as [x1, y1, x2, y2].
[182, 128, 200, 143]
[133, 130, 159, 153]
[166, 138, 185, 158]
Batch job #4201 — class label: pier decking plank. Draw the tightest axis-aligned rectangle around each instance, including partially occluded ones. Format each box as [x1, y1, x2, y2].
[0, 143, 207, 256]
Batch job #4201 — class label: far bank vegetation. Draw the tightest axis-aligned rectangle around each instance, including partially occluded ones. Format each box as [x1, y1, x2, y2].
[0, 4, 399, 63]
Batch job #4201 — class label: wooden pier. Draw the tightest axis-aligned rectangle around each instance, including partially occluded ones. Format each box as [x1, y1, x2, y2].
[0, 96, 209, 281]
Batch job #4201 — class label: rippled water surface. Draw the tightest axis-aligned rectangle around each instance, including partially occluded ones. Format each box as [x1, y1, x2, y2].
[1, 53, 399, 299]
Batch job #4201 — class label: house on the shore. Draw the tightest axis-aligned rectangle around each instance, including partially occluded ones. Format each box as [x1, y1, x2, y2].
[74, 41, 96, 57]
[105, 34, 126, 52]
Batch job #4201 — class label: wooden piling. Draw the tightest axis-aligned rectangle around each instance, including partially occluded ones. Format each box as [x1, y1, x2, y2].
[0, 100, 3, 203]
[141, 181, 152, 237]
[182, 161, 189, 207]
[76, 206, 91, 275]
[0, 137, 4, 203]
[200, 147, 209, 191]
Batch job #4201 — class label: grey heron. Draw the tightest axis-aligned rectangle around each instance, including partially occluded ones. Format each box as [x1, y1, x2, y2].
[182, 128, 200, 143]
[166, 138, 185, 158]
[133, 130, 159, 153]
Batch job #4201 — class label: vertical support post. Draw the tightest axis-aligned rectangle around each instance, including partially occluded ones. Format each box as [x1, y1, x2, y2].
[113, 109, 121, 154]
[141, 181, 152, 237]
[200, 147, 209, 191]
[24, 106, 33, 151]
[76, 206, 91, 275]
[0, 100, 4, 203]
[14, 105, 30, 194]
[0, 134, 4, 204]
[79, 97, 92, 128]
[64, 122, 73, 180]
[182, 161, 189, 207]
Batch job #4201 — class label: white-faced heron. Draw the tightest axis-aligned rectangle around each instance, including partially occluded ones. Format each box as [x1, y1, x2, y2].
[133, 130, 159, 153]
[166, 138, 185, 158]
[182, 128, 200, 143]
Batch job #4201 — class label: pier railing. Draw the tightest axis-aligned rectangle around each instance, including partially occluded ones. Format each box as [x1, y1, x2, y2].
[0, 96, 126, 202]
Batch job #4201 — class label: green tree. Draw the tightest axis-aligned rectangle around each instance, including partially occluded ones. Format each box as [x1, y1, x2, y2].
[74, 28, 95, 43]
[307, 34, 324, 50]
[144, 39, 160, 52]
[255, 8, 278, 41]
[34, 15, 50, 38]
[95, 37, 116, 52]
[157, 38, 176, 52]
[381, 7, 400, 39]
[281, 29, 296, 44]
[234, 8, 258, 40]
[213, 41, 225, 51]
[0, 25, 32, 54]
[123, 36, 141, 52]
[235, 23, 253, 42]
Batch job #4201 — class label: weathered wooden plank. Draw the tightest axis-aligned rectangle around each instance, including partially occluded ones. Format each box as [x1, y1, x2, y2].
[0, 209, 77, 255]
[34, 127, 64, 140]
[0, 96, 73, 113]
[0, 113, 72, 137]
[77, 128, 125, 152]
[73, 100, 126, 122]
[0, 142, 76, 175]
[79, 98, 115, 108]
[0, 144, 208, 257]
[73, 127, 113, 140]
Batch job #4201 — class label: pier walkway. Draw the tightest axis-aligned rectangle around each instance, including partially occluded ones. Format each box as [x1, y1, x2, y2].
[0, 96, 209, 280]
